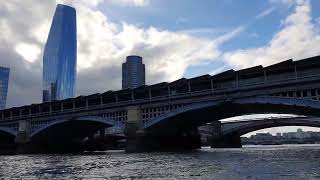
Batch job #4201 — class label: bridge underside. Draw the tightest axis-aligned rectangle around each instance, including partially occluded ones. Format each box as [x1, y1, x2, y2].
[142, 101, 320, 150]
[0, 131, 16, 154]
[212, 120, 320, 148]
[227, 122, 320, 137]
[147, 101, 320, 130]
[29, 120, 112, 153]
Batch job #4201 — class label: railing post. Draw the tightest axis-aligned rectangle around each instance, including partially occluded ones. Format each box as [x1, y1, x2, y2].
[100, 96, 103, 105]
[263, 69, 267, 82]
[168, 86, 171, 97]
[236, 75, 239, 87]
[73, 100, 76, 109]
[148, 88, 152, 101]
[210, 79, 215, 96]
[86, 98, 89, 110]
[115, 95, 118, 104]
[294, 63, 298, 79]
[131, 91, 135, 102]
[61, 102, 64, 112]
[188, 82, 191, 93]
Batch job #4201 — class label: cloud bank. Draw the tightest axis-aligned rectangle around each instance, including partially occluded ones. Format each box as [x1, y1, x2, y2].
[0, 0, 319, 109]
[0, 0, 223, 107]
[224, 0, 320, 69]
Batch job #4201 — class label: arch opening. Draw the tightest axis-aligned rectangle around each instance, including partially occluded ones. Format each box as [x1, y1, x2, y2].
[142, 98, 320, 150]
[30, 119, 116, 153]
[145, 99, 320, 132]
[0, 129, 16, 154]
[241, 126, 320, 145]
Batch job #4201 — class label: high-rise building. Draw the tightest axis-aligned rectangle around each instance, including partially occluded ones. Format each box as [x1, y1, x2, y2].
[122, 55, 145, 89]
[0, 67, 9, 110]
[42, 4, 77, 102]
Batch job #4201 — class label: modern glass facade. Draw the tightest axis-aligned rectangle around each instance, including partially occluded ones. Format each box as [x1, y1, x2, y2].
[122, 55, 145, 89]
[43, 4, 77, 102]
[0, 67, 9, 110]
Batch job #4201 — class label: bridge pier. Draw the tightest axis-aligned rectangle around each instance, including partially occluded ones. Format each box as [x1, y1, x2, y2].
[210, 121, 242, 148]
[210, 134, 242, 148]
[14, 120, 32, 154]
[124, 106, 147, 152]
[125, 106, 201, 152]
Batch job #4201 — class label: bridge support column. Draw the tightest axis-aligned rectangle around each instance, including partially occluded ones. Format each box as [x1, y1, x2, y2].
[15, 120, 31, 153]
[99, 128, 105, 138]
[210, 121, 242, 148]
[125, 106, 146, 153]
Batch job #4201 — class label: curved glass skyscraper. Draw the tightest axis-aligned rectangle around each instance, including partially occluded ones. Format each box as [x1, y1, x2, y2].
[43, 4, 77, 102]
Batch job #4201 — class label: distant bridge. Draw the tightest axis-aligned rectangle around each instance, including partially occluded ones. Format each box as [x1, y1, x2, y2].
[0, 55, 320, 153]
[221, 116, 320, 137]
[202, 116, 320, 148]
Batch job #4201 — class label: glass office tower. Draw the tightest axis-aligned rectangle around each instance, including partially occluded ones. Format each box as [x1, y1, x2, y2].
[0, 67, 9, 110]
[122, 55, 145, 89]
[42, 4, 77, 102]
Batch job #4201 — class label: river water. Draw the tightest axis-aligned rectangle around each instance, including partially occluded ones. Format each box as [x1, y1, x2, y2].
[0, 144, 319, 180]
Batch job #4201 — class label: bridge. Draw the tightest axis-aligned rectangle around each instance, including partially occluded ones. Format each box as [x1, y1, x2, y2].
[205, 116, 320, 148]
[1, 55, 320, 153]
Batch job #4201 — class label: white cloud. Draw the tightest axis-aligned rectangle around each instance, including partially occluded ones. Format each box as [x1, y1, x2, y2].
[256, 7, 276, 19]
[316, 17, 320, 25]
[58, 0, 149, 7]
[269, 0, 298, 6]
[57, 0, 104, 7]
[214, 26, 246, 45]
[108, 0, 149, 7]
[73, 4, 222, 83]
[224, 0, 320, 69]
[0, 0, 240, 106]
[178, 27, 230, 38]
[15, 43, 41, 63]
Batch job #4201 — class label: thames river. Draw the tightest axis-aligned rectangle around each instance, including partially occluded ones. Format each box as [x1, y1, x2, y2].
[0, 145, 319, 179]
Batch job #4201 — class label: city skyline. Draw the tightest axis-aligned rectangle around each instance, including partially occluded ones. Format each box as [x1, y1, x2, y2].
[1, 0, 320, 135]
[42, 4, 77, 102]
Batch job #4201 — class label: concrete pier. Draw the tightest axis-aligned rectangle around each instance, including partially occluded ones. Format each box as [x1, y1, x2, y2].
[210, 121, 242, 148]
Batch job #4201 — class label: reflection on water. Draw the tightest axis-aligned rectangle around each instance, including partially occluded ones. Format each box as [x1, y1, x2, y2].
[0, 145, 319, 179]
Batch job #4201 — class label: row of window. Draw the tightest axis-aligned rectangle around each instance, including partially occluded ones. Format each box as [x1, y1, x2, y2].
[272, 89, 320, 99]
[30, 120, 51, 133]
[97, 111, 128, 123]
[142, 104, 186, 124]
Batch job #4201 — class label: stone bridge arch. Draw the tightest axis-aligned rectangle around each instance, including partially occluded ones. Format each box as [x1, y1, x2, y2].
[0, 126, 17, 153]
[29, 116, 125, 153]
[143, 96, 320, 131]
[30, 116, 124, 137]
[221, 117, 320, 137]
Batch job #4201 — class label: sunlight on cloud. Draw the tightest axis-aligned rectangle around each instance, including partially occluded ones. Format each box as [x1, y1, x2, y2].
[73, 4, 221, 83]
[15, 43, 41, 63]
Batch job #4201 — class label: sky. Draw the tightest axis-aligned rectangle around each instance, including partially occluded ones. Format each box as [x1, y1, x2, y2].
[1, 0, 320, 135]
